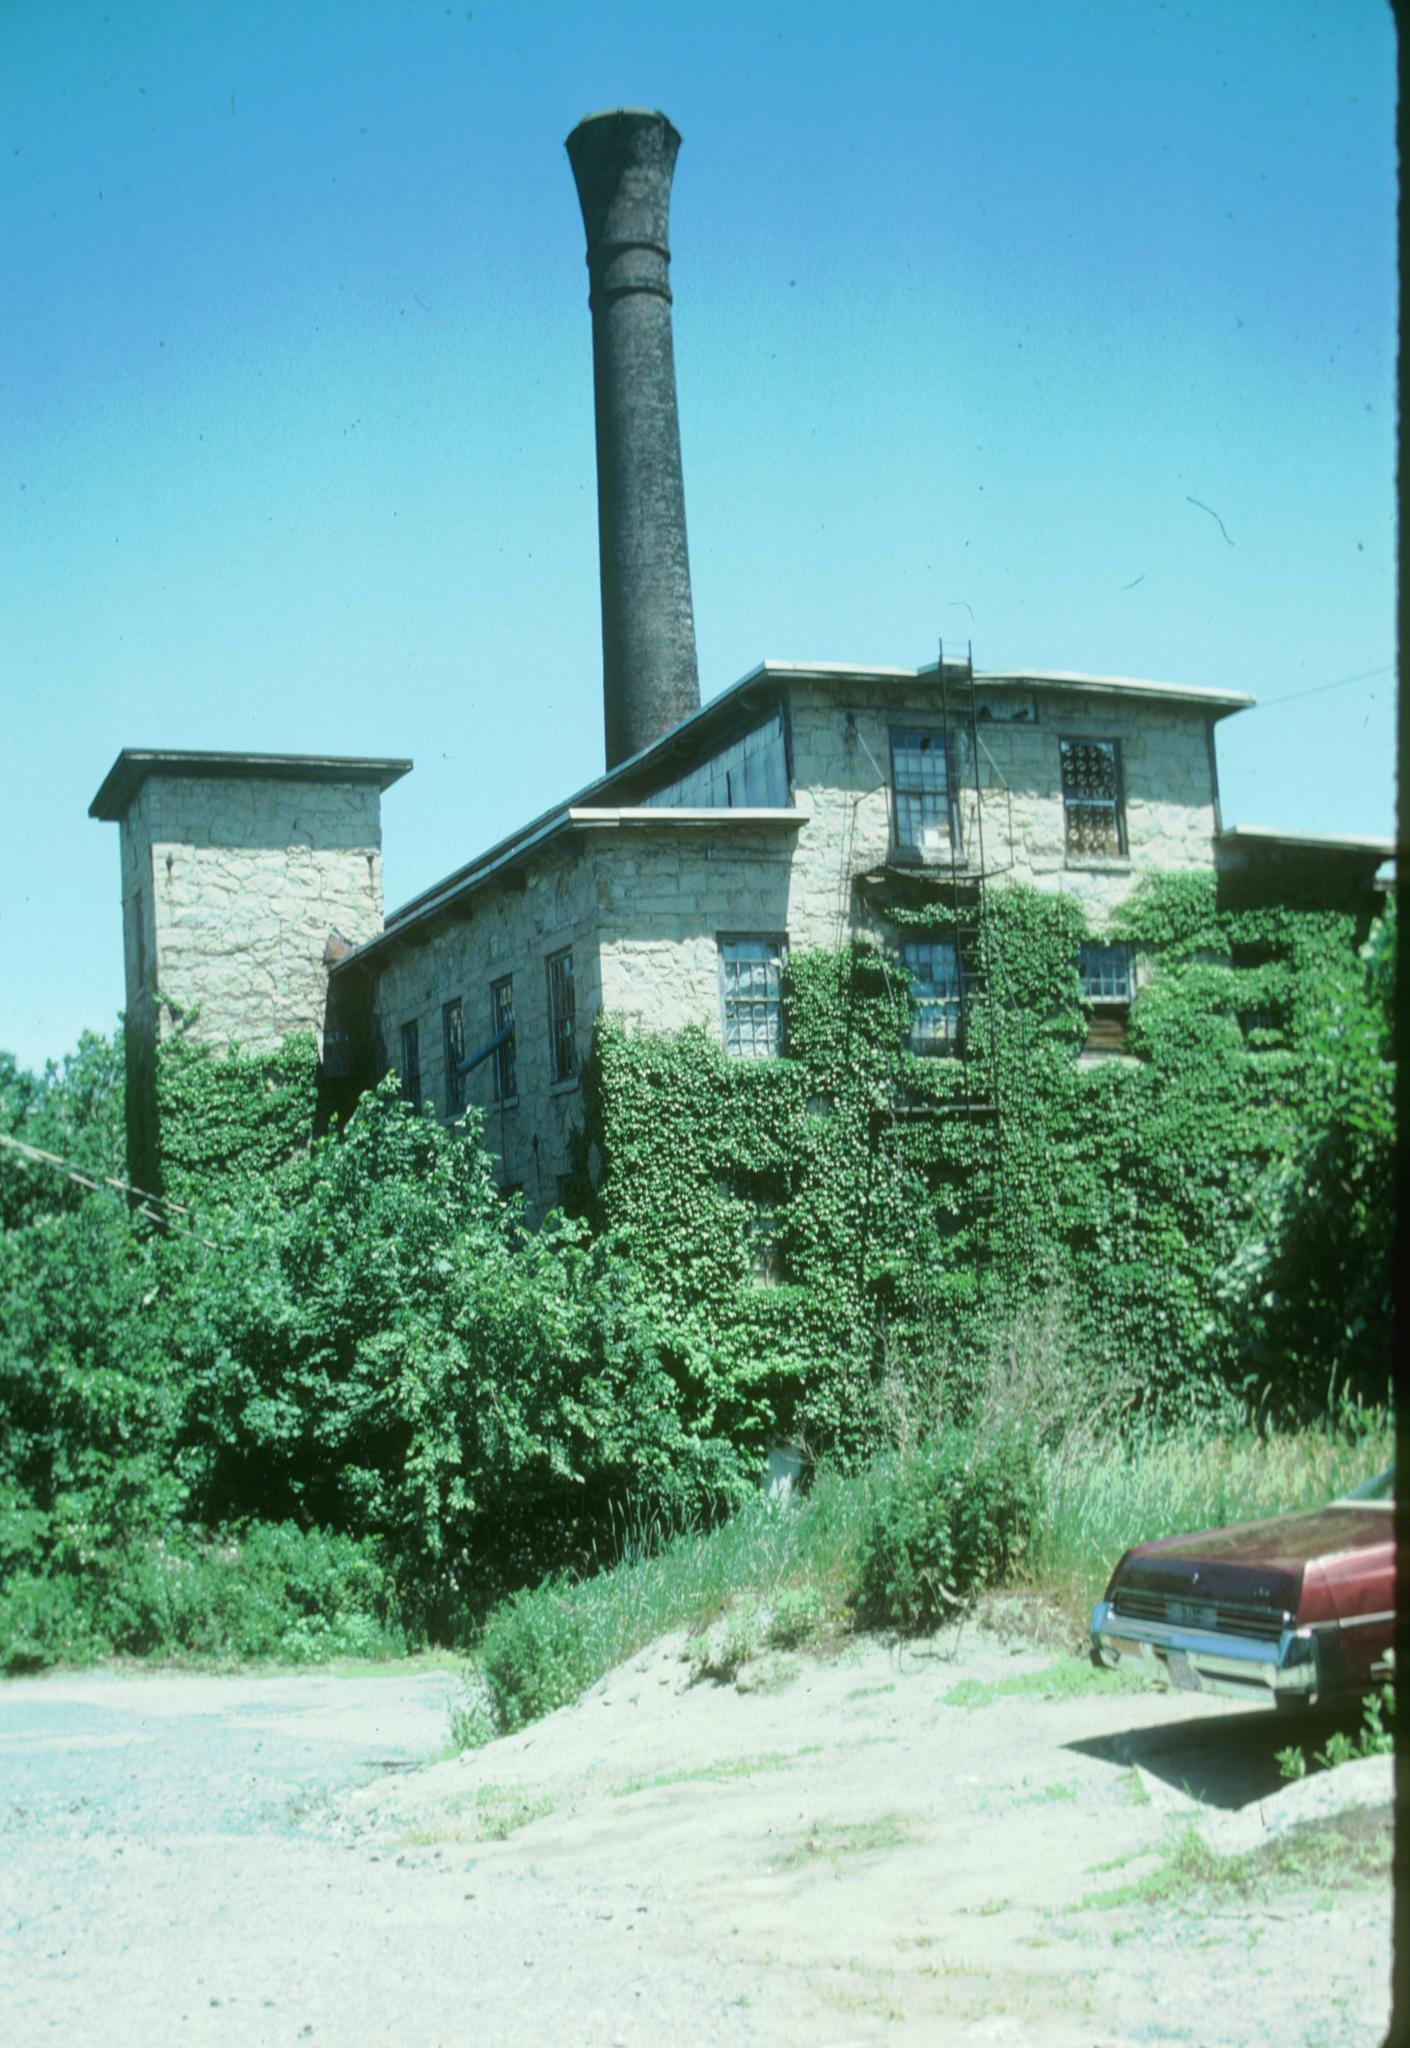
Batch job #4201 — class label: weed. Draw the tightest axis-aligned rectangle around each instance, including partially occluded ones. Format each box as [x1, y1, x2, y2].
[615, 1746, 820, 1798]
[942, 1656, 1145, 1708]
[1077, 1810, 1391, 1912]
[779, 1813, 916, 1868]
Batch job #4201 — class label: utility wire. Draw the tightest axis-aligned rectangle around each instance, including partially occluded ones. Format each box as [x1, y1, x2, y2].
[1253, 662, 1393, 711]
[0, 1129, 217, 1247]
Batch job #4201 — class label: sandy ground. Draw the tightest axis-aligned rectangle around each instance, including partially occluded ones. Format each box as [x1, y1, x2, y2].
[0, 1626, 1392, 2047]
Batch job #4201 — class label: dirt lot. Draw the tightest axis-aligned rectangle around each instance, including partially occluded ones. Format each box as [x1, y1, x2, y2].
[0, 1624, 1391, 2046]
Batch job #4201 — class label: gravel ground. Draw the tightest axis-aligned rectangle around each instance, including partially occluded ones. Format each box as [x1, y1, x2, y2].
[0, 1635, 1392, 2046]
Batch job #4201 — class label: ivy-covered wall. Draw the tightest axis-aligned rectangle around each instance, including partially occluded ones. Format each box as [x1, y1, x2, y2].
[147, 870, 1392, 1467]
[581, 873, 1393, 1457]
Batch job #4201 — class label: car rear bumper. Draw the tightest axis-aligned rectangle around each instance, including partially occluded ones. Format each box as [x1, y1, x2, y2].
[1089, 1599, 1327, 1706]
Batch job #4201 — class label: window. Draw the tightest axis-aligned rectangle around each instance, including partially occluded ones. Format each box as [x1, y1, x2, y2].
[1061, 739, 1125, 859]
[902, 939, 963, 1055]
[1078, 943, 1135, 1053]
[490, 976, 516, 1102]
[399, 1020, 421, 1110]
[1079, 943, 1134, 1003]
[442, 998, 465, 1115]
[547, 949, 576, 1084]
[890, 730, 955, 858]
[719, 935, 786, 1058]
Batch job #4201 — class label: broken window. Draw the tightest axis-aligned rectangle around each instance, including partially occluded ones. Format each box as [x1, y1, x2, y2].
[1078, 943, 1135, 1053]
[903, 939, 963, 1055]
[640, 708, 789, 809]
[399, 1019, 421, 1110]
[1061, 739, 1126, 859]
[547, 949, 576, 1084]
[442, 998, 465, 1115]
[490, 975, 516, 1102]
[719, 935, 786, 1058]
[890, 730, 955, 859]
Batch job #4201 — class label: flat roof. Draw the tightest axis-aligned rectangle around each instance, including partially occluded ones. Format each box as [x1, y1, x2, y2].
[1218, 825, 1395, 857]
[89, 749, 413, 822]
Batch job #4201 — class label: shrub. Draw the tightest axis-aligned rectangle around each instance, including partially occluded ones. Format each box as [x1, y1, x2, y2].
[855, 1427, 1038, 1632]
[0, 1523, 405, 1672]
[477, 1586, 595, 1733]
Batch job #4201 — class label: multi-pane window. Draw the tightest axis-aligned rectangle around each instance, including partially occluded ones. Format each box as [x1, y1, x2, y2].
[1061, 740, 1126, 859]
[547, 949, 576, 1084]
[490, 976, 516, 1102]
[442, 998, 465, 1115]
[399, 1020, 421, 1111]
[1078, 943, 1135, 1003]
[903, 940, 963, 1055]
[890, 730, 954, 858]
[719, 935, 786, 1058]
[1079, 943, 1135, 1054]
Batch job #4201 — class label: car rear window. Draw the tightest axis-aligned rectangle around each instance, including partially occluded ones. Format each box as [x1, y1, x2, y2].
[1340, 1466, 1395, 1503]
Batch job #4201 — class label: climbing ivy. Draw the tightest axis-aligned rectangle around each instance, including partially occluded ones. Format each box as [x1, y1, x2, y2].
[583, 874, 1394, 1455]
[156, 1032, 321, 1206]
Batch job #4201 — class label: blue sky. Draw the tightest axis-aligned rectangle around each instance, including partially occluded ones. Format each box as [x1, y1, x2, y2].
[2, 0, 1396, 1070]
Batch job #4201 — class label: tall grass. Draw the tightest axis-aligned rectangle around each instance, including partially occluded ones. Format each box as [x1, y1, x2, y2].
[463, 1294, 1394, 1743]
[1028, 1419, 1393, 1620]
[473, 1467, 882, 1733]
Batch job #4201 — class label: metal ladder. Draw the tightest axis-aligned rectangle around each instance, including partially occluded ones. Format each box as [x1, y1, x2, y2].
[934, 640, 1009, 1283]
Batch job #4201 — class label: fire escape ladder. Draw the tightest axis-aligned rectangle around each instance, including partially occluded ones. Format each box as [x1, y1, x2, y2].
[937, 641, 1010, 1284]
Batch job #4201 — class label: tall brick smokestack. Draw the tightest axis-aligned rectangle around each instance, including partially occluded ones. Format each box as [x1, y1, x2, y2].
[567, 109, 701, 770]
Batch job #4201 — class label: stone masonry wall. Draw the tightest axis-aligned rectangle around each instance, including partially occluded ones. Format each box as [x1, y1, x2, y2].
[366, 842, 602, 1215]
[365, 675, 1225, 1214]
[784, 676, 1222, 937]
[120, 773, 385, 1057]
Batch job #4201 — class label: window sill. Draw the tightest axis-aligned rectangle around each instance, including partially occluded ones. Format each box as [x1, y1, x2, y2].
[493, 1096, 519, 1112]
[548, 1077, 580, 1097]
[1065, 856, 1131, 874]
[889, 848, 969, 870]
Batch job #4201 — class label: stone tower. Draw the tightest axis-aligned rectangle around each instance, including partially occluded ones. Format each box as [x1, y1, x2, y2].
[89, 749, 410, 1191]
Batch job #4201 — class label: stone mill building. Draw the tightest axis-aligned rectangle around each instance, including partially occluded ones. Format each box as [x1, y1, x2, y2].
[90, 110, 1390, 1215]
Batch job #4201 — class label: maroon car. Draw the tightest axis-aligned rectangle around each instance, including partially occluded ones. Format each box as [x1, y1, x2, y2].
[1089, 1467, 1395, 1710]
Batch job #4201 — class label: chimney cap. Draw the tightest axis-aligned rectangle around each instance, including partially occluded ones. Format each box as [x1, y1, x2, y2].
[89, 748, 412, 822]
[568, 106, 678, 131]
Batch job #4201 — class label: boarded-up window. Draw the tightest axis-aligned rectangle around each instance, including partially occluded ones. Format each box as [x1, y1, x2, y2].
[719, 935, 786, 1058]
[1061, 739, 1125, 859]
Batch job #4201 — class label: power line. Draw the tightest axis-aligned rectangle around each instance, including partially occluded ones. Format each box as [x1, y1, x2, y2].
[0, 1129, 216, 1246]
[1254, 662, 1393, 711]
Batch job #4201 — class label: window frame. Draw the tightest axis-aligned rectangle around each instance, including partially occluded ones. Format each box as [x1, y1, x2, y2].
[1060, 737, 1128, 863]
[717, 932, 788, 1059]
[546, 948, 577, 1086]
[441, 997, 465, 1115]
[490, 974, 517, 1104]
[399, 1018, 422, 1111]
[901, 937, 965, 1057]
[1078, 942, 1136, 1054]
[889, 727, 958, 862]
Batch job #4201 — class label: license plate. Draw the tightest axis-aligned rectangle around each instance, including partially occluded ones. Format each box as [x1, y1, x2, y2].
[1165, 1650, 1200, 1693]
[1110, 1636, 1144, 1662]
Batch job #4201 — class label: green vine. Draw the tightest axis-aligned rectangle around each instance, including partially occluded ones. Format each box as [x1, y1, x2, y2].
[583, 875, 1393, 1454]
